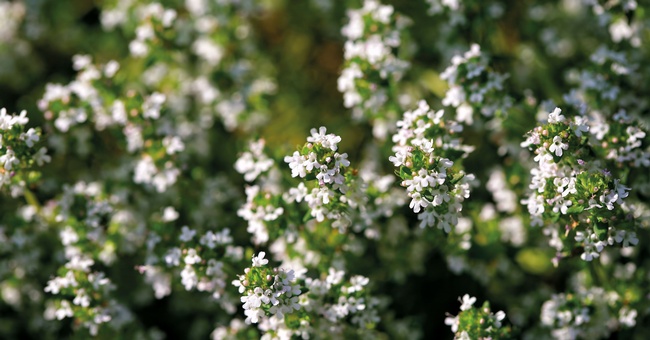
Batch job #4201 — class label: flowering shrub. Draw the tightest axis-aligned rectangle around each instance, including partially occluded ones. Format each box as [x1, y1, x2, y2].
[1, 0, 649, 339]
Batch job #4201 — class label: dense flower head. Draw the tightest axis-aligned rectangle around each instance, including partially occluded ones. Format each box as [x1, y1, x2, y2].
[233, 252, 302, 325]
[439, 44, 512, 125]
[541, 286, 637, 339]
[0, 108, 50, 194]
[521, 106, 646, 262]
[391, 100, 475, 232]
[338, 0, 412, 123]
[445, 295, 510, 339]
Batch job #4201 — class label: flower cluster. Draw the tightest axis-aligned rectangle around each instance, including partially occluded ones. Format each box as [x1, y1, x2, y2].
[541, 286, 637, 339]
[232, 252, 301, 325]
[235, 139, 275, 183]
[585, 0, 641, 47]
[522, 107, 644, 261]
[139, 208, 241, 307]
[301, 269, 380, 333]
[391, 100, 475, 232]
[338, 0, 411, 123]
[39, 55, 184, 193]
[444, 294, 510, 339]
[440, 44, 512, 126]
[284, 127, 364, 229]
[425, 0, 505, 28]
[0, 108, 50, 195]
[42, 182, 131, 336]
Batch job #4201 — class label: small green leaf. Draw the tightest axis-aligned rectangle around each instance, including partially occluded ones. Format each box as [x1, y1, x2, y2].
[566, 205, 584, 214]
[594, 221, 608, 241]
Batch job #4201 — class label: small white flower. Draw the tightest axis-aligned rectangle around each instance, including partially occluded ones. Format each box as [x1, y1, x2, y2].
[162, 206, 179, 222]
[459, 294, 476, 311]
[0, 149, 19, 170]
[408, 192, 429, 213]
[179, 226, 196, 242]
[21, 128, 40, 147]
[549, 135, 568, 157]
[444, 315, 459, 333]
[548, 107, 565, 124]
[55, 300, 74, 320]
[251, 252, 269, 267]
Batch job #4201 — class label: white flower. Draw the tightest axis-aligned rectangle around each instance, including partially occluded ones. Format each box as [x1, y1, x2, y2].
[193, 37, 224, 66]
[0, 149, 19, 170]
[162, 136, 185, 155]
[408, 192, 429, 213]
[549, 135, 568, 157]
[21, 128, 40, 147]
[284, 151, 308, 178]
[459, 294, 476, 311]
[609, 18, 634, 43]
[494, 310, 506, 327]
[164, 248, 181, 266]
[180, 265, 198, 290]
[184, 248, 201, 265]
[142, 92, 165, 119]
[251, 252, 269, 267]
[307, 126, 342, 151]
[548, 107, 565, 124]
[619, 307, 638, 327]
[72, 289, 90, 307]
[552, 197, 573, 214]
[444, 315, 459, 333]
[60, 226, 79, 246]
[162, 206, 179, 222]
[55, 300, 74, 320]
[179, 226, 196, 242]
[341, 11, 364, 40]
[572, 116, 590, 137]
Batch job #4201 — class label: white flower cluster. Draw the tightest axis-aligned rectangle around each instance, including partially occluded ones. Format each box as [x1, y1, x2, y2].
[444, 294, 507, 339]
[41, 181, 133, 336]
[39, 56, 120, 132]
[0, 108, 50, 193]
[44, 262, 115, 335]
[522, 107, 640, 261]
[284, 127, 356, 224]
[567, 48, 632, 104]
[440, 44, 511, 125]
[585, 1, 641, 46]
[541, 286, 636, 339]
[127, 4, 177, 57]
[391, 100, 474, 232]
[103, 0, 274, 133]
[486, 168, 518, 214]
[590, 110, 650, 168]
[302, 269, 379, 331]
[235, 139, 274, 182]
[144, 222, 238, 304]
[338, 0, 410, 120]
[39, 55, 186, 193]
[237, 185, 283, 245]
[232, 252, 301, 325]
[133, 155, 181, 193]
[284, 126, 350, 187]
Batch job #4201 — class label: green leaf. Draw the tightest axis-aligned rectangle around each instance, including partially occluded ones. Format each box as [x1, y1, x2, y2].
[566, 205, 584, 214]
[594, 221, 608, 241]
[399, 166, 411, 178]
